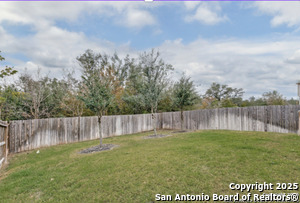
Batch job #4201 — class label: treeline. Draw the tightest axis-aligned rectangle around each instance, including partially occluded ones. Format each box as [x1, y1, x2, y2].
[0, 50, 297, 121]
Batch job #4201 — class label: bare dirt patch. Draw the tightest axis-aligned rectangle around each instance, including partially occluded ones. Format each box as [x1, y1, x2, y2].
[79, 144, 119, 154]
[172, 130, 188, 133]
[144, 134, 172, 139]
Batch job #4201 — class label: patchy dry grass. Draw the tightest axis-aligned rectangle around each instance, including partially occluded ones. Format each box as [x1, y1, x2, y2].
[0, 130, 299, 202]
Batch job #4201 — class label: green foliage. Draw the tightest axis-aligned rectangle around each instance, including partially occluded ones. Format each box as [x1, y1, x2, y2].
[137, 49, 173, 135]
[122, 93, 147, 114]
[122, 57, 147, 114]
[0, 67, 18, 78]
[0, 85, 24, 121]
[205, 82, 244, 101]
[0, 51, 18, 79]
[105, 54, 132, 115]
[60, 76, 86, 117]
[262, 90, 286, 105]
[241, 96, 266, 107]
[241, 91, 288, 107]
[173, 74, 198, 111]
[138, 50, 173, 112]
[18, 72, 68, 119]
[204, 82, 244, 108]
[172, 75, 198, 129]
[286, 98, 298, 105]
[157, 85, 177, 113]
[220, 98, 237, 108]
[77, 50, 114, 117]
[122, 49, 174, 117]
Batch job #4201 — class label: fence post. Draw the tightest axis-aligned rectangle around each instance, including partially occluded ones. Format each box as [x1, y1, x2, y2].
[0, 121, 8, 168]
[5, 122, 9, 163]
[299, 111, 300, 136]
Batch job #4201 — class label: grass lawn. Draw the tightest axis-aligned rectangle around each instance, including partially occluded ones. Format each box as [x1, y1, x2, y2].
[0, 130, 299, 202]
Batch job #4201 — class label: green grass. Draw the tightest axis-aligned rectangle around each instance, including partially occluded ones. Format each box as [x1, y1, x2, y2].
[0, 130, 299, 202]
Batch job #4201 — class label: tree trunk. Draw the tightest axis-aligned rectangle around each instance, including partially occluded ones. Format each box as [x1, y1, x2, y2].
[97, 115, 102, 147]
[151, 106, 157, 136]
[181, 108, 184, 131]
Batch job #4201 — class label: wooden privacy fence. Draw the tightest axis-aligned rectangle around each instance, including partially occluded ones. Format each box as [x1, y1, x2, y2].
[0, 121, 9, 168]
[8, 105, 300, 154]
[161, 105, 300, 134]
[9, 114, 157, 153]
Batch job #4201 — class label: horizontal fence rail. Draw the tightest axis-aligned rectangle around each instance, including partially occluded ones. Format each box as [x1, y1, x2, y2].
[8, 105, 300, 153]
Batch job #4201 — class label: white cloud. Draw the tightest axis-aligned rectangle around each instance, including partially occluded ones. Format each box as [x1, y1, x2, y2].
[123, 8, 156, 29]
[0, 2, 157, 30]
[0, 26, 15, 51]
[0, 2, 85, 30]
[158, 37, 300, 98]
[286, 49, 300, 64]
[184, 2, 201, 11]
[252, 2, 300, 27]
[184, 2, 227, 25]
[0, 2, 156, 78]
[1, 24, 135, 79]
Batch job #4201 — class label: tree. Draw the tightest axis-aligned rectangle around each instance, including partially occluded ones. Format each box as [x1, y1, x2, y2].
[18, 70, 67, 119]
[157, 85, 177, 113]
[138, 50, 173, 136]
[0, 85, 24, 121]
[204, 82, 244, 108]
[286, 98, 298, 105]
[59, 72, 86, 117]
[173, 75, 198, 130]
[77, 50, 114, 147]
[122, 57, 146, 114]
[1, 51, 18, 118]
[18, 72, 52, 119]
[104, 53, 129, 115]
[200, 96, 218, 109]
[241, 96, 266, 107]
[262, 90, 286, 105]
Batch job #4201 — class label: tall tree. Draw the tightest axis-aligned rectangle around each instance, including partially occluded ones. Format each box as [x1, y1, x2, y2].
[204, 82, 244, 108]
[139, 49, 173, 136]
[60, 72, 86, 117]
[173, 75, 198, 130]
[18, 72, 52, 119]
[104, 53, 129, 115]
[262, 90, 286, 105]
[77, 50, 114, 147]
[122, 57, 146, 114]
[18, 70, 67, 119]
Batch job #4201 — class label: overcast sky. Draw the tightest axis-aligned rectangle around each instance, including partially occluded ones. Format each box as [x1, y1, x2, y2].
[1, 1, 300, 99]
